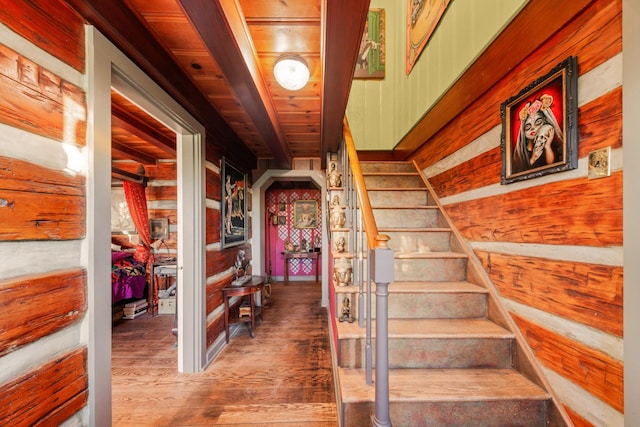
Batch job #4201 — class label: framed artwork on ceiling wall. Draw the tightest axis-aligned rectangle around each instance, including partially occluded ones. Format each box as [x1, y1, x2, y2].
[293, 200, 318, 229]
[354, 8, 386, 79]
[221, 157, 247, 248]
[406, 0, 451, 75]
[500, 56, 579, 185]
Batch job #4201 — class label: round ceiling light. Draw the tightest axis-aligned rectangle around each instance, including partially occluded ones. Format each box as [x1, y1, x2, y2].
[273, 55, 310, 91]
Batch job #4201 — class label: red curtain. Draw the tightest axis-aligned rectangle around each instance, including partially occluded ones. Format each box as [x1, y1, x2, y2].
[123, 181, 155, 284]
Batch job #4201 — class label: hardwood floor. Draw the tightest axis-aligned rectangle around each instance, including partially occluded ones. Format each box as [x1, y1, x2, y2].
[112, 281, 338, 426]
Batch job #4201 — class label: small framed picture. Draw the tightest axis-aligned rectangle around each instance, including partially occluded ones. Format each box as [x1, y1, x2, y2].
[150, 218, 169, 240]
[500, 56, 579, 184]
[293, 200, 318, 229]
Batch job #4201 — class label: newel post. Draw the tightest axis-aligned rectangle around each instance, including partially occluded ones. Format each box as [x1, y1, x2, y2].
[371, 234, 394, 427]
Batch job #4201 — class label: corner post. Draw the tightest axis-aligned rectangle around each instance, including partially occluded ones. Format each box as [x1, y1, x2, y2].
[370, 234, 393, 427]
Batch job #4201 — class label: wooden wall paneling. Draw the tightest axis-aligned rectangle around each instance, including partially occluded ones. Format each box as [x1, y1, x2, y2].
[0, 269, 87, 357]
[428, 148, 502, 199]
[205, 275, 230, 315]
[146, 162, 178, 180]
[564, 406, 594, 427]
[0, 0, 85, 72]
[146, 185, 177, 201]
[577, 87, 623, 156]
[512, 313, 623, 412]
[446, 172, 622, 247]
[206, 168, 221, 201]
[0, 44, 86, 146]
[206, 245, 251, 278]
[475, 250, 622, 337]
[429, 85, 622, 199]
[0, 347, 87, 426]
[206, 208, 221, 244]
[0, 157, 85, 241]
[411, 0, 621, 169]
[206, 315, 225, 348]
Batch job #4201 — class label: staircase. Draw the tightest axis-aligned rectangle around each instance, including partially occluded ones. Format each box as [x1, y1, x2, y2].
[332, 161, 568, 426]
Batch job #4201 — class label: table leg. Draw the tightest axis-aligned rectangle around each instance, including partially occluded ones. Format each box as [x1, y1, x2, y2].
[284, 257, 289, 285]
[224, 297, 230, 343]
[249, 291, 256, 338]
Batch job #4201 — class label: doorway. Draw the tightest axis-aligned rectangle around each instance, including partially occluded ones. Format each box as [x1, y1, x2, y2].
[86, 27, 206, 424]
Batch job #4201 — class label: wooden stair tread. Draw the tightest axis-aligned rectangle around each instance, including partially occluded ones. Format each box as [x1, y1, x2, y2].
[372, 205, 438, 209]
[378, 227, 450, 232]
[338, 368, 550, 403]
[363, 172, 419, 176]
[337, 318, 513, 339]
[367, 187, 426, 191]
[394, 251, 467, 259]
[381, 281, 487, 293]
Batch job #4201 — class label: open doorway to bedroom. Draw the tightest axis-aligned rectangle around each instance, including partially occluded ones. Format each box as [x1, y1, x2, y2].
[109, 89, 180, 371]
[87, 27, 206, 423]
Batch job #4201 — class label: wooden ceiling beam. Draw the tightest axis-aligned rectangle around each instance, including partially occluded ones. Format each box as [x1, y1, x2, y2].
[62, 0, 257, 171]
[321, 0, 371, 162]
[178, 0, 292, 169]
[111, 104, 176, 156]
[112, 142, 156, 165]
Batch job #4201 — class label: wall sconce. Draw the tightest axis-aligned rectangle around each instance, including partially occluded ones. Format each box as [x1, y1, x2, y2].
[273, 55, 310, 91]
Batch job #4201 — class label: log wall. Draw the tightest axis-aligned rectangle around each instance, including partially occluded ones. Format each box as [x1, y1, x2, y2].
[411, 1, 623, 425]
[0, 1, 88, 425]
[203, 155, 252, 353]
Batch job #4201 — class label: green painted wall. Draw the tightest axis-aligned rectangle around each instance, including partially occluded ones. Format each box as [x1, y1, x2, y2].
[346, 0, 527, 150]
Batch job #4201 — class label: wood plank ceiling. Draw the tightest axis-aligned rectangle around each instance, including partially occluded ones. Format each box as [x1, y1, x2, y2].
[67, 0, 370, 171]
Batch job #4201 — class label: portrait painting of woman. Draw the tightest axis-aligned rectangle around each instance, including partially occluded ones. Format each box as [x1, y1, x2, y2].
[501, 56, 578, 184]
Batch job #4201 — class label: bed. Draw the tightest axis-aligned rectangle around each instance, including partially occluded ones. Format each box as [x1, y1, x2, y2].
[111, 251, 147, 304]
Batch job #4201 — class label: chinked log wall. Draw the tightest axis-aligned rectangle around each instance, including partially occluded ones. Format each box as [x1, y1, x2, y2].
[412, 1, 622, 426]
[0, 1, 89, 425]
[204, 156, 252, 352]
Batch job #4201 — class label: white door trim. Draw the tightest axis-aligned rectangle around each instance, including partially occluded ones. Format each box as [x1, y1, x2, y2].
[86, 27, 206, 425]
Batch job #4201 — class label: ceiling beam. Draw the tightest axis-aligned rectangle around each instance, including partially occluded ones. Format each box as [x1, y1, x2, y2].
[111, 105, 176, 156]
[112, 142, 156, 165]
[179, 0, 292, 169]
[62, 0, 257, 171]
[321, 0, 371, 161]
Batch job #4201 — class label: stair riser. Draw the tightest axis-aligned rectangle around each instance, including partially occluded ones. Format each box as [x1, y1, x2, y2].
[336, 291, 487, 321]
[343, 400, 549, 427]
[364, 175, 424, 188]
[368, 190, 434, 207]
[373, 209, 444, 229]
[394, 258, 467, 281]
[338, 337, 513, 369]
[379, 292, 487, 319]
[360, 162, 415, 173]
[383, 231, 451, 253]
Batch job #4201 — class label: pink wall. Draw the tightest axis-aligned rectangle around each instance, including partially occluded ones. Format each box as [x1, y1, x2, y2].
[265, 188, 322, 280]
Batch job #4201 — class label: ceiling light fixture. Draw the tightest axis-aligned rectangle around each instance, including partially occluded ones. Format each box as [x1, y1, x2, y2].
[273, 55, 310, 91]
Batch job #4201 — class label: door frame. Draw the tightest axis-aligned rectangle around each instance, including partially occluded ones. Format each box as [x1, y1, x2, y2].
[86, 27, 206, 424]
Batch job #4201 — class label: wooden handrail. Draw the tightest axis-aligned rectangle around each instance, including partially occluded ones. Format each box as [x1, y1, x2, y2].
[343, 116, 387, 250]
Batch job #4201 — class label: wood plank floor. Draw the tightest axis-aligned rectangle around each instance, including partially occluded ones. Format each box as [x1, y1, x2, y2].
[112, 281, 338, 426]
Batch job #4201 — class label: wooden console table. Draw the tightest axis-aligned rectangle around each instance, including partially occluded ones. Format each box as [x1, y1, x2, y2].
[223, 275, 266, 343]
[283, 251, 320, 285]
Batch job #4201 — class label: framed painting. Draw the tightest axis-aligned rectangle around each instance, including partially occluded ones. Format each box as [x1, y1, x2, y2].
[406, 0, 451, 75]
[293, 200, 318, 229]
[354, 8, 385, 79]
[150, 218, 169, 240]
[221, 157, 247, 248]
[500, 56, 579, 185]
